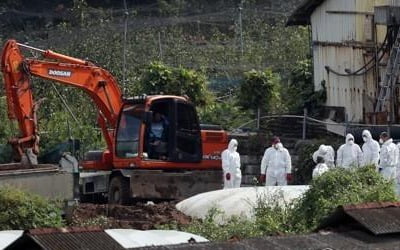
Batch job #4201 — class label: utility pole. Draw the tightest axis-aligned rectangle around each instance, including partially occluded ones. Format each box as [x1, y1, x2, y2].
[158, 31, 163, 61]
[238, 5, 244, 56]
[197, 20, 201, 35]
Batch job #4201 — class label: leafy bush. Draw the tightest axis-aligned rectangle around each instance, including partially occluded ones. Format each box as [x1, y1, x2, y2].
[252, 193, 293, 235]
[159, 208, 262, 241]
[238, 69, 281, 115]
[0, 187, 64, 230]
[293, 140, 318, 185]
[290, 166, 398, 231]
[294, 138, 341, 185]
[0, 144, 13, 164]
[161, 166, 397, 241]
[198, 97, 252, 130]
[138, 62, 211, 107]
[284, 59, 326, 115]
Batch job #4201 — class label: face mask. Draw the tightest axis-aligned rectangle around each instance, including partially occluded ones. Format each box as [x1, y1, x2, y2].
[362, 136, 367, 142]
[379, 138, 384, 144]
[274, 144, 279, 149]
[347, 139, 354, 145]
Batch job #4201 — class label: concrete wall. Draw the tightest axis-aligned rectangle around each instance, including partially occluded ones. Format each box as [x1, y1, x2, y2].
[0, 167, 74, 201]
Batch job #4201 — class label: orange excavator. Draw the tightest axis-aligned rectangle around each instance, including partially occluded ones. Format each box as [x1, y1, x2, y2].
[1, 39, 228, 203]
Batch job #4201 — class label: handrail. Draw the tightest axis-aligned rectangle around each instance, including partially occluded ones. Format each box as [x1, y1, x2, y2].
[234, 114, 400, 130]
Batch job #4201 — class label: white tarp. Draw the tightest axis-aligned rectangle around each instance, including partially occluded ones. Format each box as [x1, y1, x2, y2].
[105, 229, 208, 248]
[0, 230, 23, 249]
[176, 186, 309, 223]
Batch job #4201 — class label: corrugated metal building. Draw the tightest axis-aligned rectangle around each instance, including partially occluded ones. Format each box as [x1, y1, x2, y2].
[288, 0, 400, 123]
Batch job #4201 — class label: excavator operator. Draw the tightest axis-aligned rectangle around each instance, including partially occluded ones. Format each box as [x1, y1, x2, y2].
[148, 112, 169, 159]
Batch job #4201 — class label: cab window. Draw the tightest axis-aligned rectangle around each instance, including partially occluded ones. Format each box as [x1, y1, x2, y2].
[116, 104, 143, 158]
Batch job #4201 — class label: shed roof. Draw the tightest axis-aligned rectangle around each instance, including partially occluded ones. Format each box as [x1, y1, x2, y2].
[132, 230, 400, 250]
[5, 227, 125, 250]
[4, 227, 208, 250]
[320, 201, 400, 235]
[287, 0, 326, 26]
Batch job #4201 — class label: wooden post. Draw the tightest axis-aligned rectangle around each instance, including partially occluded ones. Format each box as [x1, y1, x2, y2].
[302, 108, 307, 140]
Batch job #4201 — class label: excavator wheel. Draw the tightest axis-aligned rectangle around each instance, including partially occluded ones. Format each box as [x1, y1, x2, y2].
[108, 176, 130, 205]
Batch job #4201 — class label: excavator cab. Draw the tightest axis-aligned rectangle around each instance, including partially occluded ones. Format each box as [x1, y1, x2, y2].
[115, 96, 202, 165]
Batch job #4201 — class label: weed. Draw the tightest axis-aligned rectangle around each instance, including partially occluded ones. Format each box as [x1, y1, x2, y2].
[0, 186, 64, 230]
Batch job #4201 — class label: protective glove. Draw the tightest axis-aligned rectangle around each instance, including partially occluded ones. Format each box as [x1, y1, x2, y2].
[226, 173, 231, 181]
[286, 173, 293, 183]
[259, 174, 266, 183]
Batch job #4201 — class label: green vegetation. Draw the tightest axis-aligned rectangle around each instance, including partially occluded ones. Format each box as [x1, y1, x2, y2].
[291, 166, 397, 231]
[71, 215, 111, 228]
[293, 139, 341, 185]
[238, 69, 281, 122]
[161, 167, 398, 241]
[284, 59, 326, 115]
[138, 62, 210, 106]
[0, 186, 64, 230]
[0, 0, 319, 159]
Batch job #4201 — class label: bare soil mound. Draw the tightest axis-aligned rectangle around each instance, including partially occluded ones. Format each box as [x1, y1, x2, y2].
[71, 202, 191, 230]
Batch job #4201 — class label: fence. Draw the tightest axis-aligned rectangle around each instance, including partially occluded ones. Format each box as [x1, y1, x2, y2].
[233, 109, 400, 142]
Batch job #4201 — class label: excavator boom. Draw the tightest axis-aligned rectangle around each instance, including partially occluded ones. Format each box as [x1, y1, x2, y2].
[1, 40, 123, 159]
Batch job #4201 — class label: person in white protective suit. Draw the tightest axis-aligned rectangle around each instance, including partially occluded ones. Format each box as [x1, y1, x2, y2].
[336, 133, 362, 168]
[260, 136, 292, 186]
[396, 143, 400, 195]
[361, 129, 380, 168]
[312, 156, 329, 179]
[312, 144, 335, 168]
[379, 132, 398, 181]
[221, 139, 241, 189]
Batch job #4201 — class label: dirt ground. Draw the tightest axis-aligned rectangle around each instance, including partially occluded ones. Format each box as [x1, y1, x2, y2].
[70, 202, 191, 230]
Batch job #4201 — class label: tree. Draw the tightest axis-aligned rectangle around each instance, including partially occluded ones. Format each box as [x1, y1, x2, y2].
[138, 62, 211, 106]
[198, 97, 252, 130]
[285, 59, 326, 115]
[238, 69, 280, 128]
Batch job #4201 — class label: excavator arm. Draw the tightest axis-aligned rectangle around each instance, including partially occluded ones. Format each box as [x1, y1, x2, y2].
[1, 40, 123, 160]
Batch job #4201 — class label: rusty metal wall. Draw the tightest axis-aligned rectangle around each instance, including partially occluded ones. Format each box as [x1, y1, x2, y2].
[309, 0, 399, 122]
[311, 0, 357, 43]
[313, 46, 371, 122]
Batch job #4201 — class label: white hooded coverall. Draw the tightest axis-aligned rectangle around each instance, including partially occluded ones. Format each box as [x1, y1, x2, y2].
[221, 139, 241, 189]
[312, 145, 335, 168]
[312, 163, 329, 179]
[361, 130, 380, 167]
[379, 138, 398, 181]
[336, 134, 362, 168]
[260, 143, 292, 186]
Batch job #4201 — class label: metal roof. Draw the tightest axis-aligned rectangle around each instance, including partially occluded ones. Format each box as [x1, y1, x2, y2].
[342, 202, 400, 235]
[105, 229, 208, 248]
[6, 227, 125, 250]
[0, 231, 23, 249]
[286, 0, 326, 26]
[4, 228, 209, 249]
[132, 230, 400, 250]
